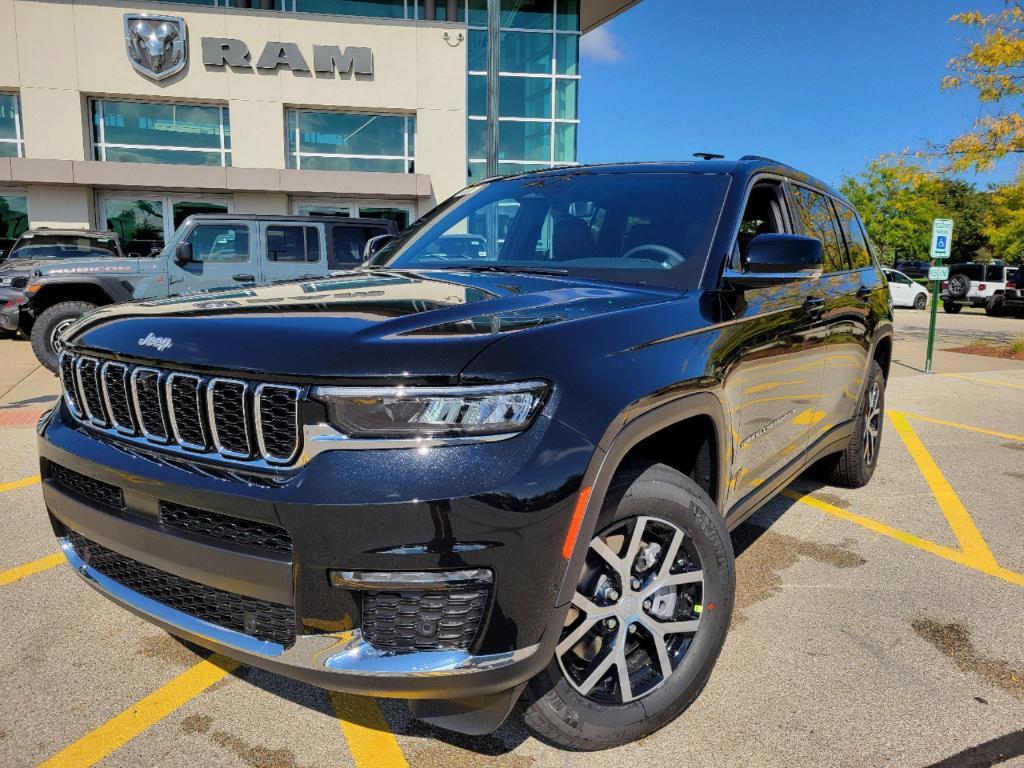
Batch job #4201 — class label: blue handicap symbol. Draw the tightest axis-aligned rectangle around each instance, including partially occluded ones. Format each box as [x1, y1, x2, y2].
[936, 235, 947, 251]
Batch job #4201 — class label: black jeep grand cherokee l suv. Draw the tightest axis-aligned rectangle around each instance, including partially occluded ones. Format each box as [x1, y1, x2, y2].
[38, 158, 892, 750]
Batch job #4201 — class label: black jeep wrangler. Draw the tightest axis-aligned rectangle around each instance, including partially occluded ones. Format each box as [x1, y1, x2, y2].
[38, 158, 892, 750]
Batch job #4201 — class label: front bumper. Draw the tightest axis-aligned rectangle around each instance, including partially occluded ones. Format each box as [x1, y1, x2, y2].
[38, 402, 595, 699]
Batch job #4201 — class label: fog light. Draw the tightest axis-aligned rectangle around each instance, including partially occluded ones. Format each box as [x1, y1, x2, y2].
[329, 568, 492, 590]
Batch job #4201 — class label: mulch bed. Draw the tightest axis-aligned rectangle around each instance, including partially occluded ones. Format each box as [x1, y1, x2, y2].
[944, 344, 1024, 361]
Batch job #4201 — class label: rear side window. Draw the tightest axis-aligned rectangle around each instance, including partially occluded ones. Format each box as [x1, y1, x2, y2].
[985, 265, 1008, 282]
[331, 225, 378, 269]
[835, 204, 871, 269]
[951, 264, 983, 281]
[266, 226, 320, 263]
[790, 185, 847, 273]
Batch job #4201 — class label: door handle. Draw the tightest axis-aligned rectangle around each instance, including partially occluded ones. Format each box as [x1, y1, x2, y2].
[233, 273, 255, 282]
[856, 285, 872, 301]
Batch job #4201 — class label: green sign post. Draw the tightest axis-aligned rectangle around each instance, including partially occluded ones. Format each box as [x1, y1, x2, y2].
[925, 218, 953, 373]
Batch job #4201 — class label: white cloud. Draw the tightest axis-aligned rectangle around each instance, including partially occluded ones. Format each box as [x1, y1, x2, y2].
[580, 27, 625, 63]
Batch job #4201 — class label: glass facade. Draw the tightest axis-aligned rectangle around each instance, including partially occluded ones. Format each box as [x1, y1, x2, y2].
[0, 93, 24, 158]
[287, 110, 416, 173]
[91, 99, 231, 167]
[101, 196, 230, 256]
[0, 194, 29, 255]
[466, 0, 581, 184]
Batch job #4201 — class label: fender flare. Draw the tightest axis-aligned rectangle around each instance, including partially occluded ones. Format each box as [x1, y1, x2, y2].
[554, 391, 730, 607]
[27, 276, 131, 312]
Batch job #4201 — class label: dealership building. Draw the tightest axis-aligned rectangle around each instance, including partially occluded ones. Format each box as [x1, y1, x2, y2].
[0, 0, 639, 256]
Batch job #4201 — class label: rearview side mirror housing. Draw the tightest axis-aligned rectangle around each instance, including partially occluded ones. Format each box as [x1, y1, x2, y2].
[725, 233, 823, 289]
[363, 234, 395, 262]
[174, 241, 193, 267]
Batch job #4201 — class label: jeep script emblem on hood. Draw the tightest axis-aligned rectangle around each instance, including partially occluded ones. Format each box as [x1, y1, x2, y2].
[138, 333, 173, 352]
[124, 13, 187, 81]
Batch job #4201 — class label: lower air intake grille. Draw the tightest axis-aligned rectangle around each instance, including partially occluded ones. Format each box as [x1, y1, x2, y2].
[66, 530, 296, 647]
[159, 501, 292, 555]
[50, 463, 123, 510]
[361, 587, 489, 651]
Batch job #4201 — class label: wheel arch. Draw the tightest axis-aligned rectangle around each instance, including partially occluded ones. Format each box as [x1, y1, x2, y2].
[555, 392, 730, 607]
[28, 279, 123, 314]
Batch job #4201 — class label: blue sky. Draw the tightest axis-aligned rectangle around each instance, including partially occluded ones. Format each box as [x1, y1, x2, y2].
[579, 0, 1018, 188]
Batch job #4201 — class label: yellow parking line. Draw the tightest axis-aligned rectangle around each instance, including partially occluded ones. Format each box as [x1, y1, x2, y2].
[0, 552, 64, 587]
[892, 410, 1024, 443]
[329, 691, 409, 768]
[0, 473, 40, 493]
[781, 489, 1024, 587]
[888, 412, 999, 569]
[37, 654, 240, 768]
[940, 373, 1024, 391]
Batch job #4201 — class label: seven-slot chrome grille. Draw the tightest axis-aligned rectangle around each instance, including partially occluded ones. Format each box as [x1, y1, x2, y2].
[59, 351, 303, 465]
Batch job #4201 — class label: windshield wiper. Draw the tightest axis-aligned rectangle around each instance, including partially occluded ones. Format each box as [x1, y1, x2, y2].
[459, 264, 569, 276]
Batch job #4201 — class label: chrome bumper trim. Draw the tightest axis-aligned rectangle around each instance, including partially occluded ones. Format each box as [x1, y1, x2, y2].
[60, 536, 539, 680]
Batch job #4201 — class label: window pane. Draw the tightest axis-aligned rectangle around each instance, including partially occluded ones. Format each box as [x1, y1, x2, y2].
[0, 195, 29, 255]
[468, 30, 487, 71]
[556, 0, 580, 30]
[499, 162, 549, 175]
[331, 225, 369, 268]
[501, 32, 553, 73]
[0, 143, 17, 158]
[294, 0, 405, 17]
[101, 147, 226, 166]
[360, 206, 410, 229]
[502, 0, 553, 29]
[172, 201, 229, 232]
[835, 204, 871, 269]
[298, 204, 352, 216]
[95, 100, 225, 150]
[791, 186, 847, 272]
[292, 111, 407, 157]
[500, 76, 552, 118]
[0, 93, 19, 141]
[469, 75, 487, 117]
[468, 161, 487, 184]
[300, 156, 408, 173]
[266, 226, 320, 262]
[187, 224, 250, 263]
[104, 198, 165, 257]
[555, 79, 578, 119]
[499, 121, 551, 162]
[554, 123, 577, 162]
[555, 34, 578, 75]
[468, 120, 486, 159]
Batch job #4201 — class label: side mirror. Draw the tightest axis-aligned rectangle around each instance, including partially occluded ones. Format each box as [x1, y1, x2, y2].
[174, 241, 193, 267]
[363, 234, 395, 262]
[726, 234, 822, 288]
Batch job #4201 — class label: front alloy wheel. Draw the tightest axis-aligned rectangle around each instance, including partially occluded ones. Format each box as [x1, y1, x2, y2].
[558, 516, 703, 704]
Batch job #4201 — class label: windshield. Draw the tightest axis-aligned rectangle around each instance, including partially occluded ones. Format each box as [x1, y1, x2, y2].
[10, 234, 121, 260]
[373, 172, 730, 288]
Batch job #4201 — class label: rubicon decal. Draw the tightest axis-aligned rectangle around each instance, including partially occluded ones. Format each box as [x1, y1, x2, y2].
[138, 333, 173, 351]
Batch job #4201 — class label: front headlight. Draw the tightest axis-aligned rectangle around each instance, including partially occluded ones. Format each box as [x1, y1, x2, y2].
[311, 381, 548, 440]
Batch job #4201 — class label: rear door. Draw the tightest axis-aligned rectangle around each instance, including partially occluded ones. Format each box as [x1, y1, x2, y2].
[167, 220, 256, 295]
[259, 222, 325, 283]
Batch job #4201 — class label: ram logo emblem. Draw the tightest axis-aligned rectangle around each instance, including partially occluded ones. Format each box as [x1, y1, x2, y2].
[124, 14, 187, 81]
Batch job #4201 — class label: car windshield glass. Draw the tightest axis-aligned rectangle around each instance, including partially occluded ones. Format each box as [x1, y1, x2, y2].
[373, 172, 730, 288]
[10, 234, 120, 259]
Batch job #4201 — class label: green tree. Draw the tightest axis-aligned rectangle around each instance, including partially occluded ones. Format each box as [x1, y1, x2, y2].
[984, 168, 1024, 262]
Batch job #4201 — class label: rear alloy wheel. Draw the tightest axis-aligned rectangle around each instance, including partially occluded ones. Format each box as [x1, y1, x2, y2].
[913, 292, 928, 310]
[521, 463, 734, 750]
[815, 359, 886, 488]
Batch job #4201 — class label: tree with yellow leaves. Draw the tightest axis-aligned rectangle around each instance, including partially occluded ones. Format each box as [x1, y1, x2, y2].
[940, 2, 1024, 172]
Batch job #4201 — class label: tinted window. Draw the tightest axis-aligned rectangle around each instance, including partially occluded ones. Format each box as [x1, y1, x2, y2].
[985, 264, 1009, 282]
[331, 226, 375, 268]
[835, 204, 871, 269]
[951, 264, 983, 281]
[187, 224, 249, 263]
[790, 186, 847, 273]
[266, 226, 320, 263]
[377, 173, 730, 289]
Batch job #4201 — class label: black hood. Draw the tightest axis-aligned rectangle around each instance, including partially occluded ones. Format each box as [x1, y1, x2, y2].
[66, 270, 679, 380]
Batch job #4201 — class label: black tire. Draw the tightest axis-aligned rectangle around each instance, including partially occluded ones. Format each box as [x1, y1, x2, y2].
[943, 300, 962, 314]
[946, 273, 970, 299]
[913, 292, 928, 310]
[30, 301, 95, 372]
[521, 462, 735, 751]
[985, 295, 1005, 317]
[816, 360, 885, 488]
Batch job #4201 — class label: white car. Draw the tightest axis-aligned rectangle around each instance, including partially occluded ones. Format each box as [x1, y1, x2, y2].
[882, 268, 929, 309]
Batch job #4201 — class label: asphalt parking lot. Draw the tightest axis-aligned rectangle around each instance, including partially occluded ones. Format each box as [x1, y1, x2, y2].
[1, 306, 1022, 768]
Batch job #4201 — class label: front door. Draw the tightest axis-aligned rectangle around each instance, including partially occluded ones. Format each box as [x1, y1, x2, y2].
[168, 220, 256, 295]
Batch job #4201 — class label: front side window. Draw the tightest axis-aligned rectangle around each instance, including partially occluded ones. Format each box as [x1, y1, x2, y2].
[790, 186, 847, 273]
[186, 224, 250, 263]
[287, 111, 415, 173]
[266, 226, 320, 262]
[835, 203, 871, 269]
[91, 99, 231, 167]
[375, 172, 730, 289]
[0, 93, 23, 158]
